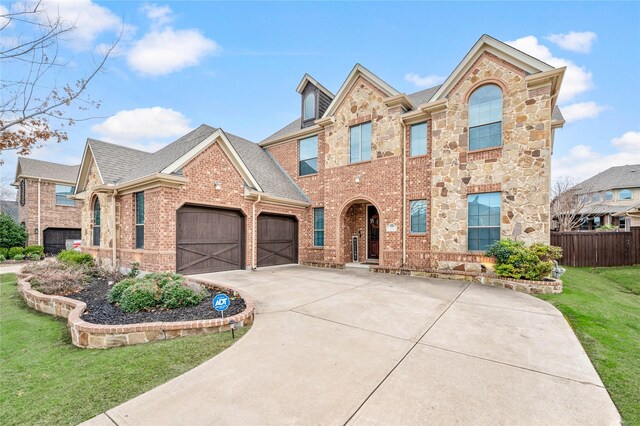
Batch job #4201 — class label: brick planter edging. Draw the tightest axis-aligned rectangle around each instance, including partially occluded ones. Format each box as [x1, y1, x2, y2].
[369, 267, 563, 294]
[16, 274, 255, 349]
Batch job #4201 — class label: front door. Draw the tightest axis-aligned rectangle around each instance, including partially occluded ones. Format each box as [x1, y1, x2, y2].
[367, 205, 379, 260]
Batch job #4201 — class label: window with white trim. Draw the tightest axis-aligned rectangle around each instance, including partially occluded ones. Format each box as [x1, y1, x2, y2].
[349, 122, 371, 163]
[55, 184, 76, 206]
[468, 84, 502, 151]
[304, 93, 316, 120]
[468, 192, 501, 251]
[410, 122, 427, 156]
[299, 136, 318, 176]
[410, 200, 427, 233]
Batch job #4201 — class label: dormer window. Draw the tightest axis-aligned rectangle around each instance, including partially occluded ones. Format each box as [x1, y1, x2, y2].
[304, 92, 316, 121]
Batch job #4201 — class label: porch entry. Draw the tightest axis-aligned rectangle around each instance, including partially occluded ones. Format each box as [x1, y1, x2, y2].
[367, 205, 379, 260]
[341, 199, 381, 265]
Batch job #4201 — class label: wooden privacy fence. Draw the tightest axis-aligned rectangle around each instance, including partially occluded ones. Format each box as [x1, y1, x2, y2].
[551, 228, 640, 267]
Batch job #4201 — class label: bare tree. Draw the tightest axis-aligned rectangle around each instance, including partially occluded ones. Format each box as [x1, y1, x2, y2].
[0, 1, 119, 158]
[551, 176, 596, 231]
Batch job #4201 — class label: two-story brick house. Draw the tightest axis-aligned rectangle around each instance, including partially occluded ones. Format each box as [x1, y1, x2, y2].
[74, 35, 565, 274]
[13, 158, 82, 254]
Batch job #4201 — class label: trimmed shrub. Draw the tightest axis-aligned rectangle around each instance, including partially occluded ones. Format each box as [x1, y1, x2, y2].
[29, 253, 42, 261]
[107, 278, 137, 303]
[486, 239, 562, 281]
[162, 282, 208, 309]
[8, 247, 24, 258]
[119, 281, 163, 312]
[25, 245, 44, 257]
[57, 250, 94, 266]
[0, 255, 6, 262]
[13, 254, 25, 261]
[0, 213, 27, 249]
[0, 248, 8, 258]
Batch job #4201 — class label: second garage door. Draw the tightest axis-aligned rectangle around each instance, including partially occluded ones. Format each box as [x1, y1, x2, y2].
[176, 206, 245, 275]
[257, 214, 298, 267]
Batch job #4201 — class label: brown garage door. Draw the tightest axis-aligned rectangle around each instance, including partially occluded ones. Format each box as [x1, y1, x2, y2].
[257, 214, 298, 267]
[176, 205, 245, 275]
[43, 228, 81, 255]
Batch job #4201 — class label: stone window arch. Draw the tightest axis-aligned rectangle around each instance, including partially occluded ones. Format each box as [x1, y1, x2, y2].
[468, 84, 503, 151]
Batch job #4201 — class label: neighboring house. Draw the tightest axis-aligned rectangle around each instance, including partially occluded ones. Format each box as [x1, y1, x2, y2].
[570, 164, 640, 230]
[0, 200, 19, 222]
[13, 158, 82, 254]
[74, 34, 565, 274]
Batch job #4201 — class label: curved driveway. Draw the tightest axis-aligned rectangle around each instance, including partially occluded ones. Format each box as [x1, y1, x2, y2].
[88, 266, 620, 425]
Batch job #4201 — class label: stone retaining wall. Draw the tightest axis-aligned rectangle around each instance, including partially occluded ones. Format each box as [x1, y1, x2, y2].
[369, 267, 562, 294]
[17, 274, 255, 349]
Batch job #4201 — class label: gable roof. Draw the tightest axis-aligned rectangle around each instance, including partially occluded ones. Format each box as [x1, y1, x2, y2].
[573, 164, 640, 193]
[77, 124, 309, 203]
[296, 73, 335, 98]
[14, 157, 80, 185]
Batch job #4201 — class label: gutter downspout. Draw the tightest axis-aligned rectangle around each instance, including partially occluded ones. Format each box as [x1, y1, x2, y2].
[37, 179, 41, 245]
[400, 120, 407, 269]
[111, 189, 118, 269]
[251, 194, 261, 269]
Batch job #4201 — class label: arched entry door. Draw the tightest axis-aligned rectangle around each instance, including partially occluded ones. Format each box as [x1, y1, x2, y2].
[367, 205, 379, 260]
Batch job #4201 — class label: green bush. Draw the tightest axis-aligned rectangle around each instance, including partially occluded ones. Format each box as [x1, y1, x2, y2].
[29, 253, 42, 261]
[13, 254, 25, 261]
[162, 282, 208, 309]
[486, 239, 562, 281]
[25, 245, 44, 256]
[0, 255, 5, 262]
[0, 213, 27, 249]
[107, 278, 137, 304]
[0, 247, 8, 258]
[8, 247, 24, 258]
[57, 250, 94, 266]
[119, 281, 163, 312]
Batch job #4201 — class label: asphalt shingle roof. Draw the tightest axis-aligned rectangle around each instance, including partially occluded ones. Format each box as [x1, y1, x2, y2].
[16, 158, 80, 183]
[573, 164, 640, 193]
[88, 124, 308, 203]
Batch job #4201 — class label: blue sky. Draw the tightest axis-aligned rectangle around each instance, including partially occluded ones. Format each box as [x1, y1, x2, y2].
[1, 1, 639, 196]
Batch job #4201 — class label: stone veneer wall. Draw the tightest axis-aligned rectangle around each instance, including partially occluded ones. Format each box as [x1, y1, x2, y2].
[430, 52, 553, 270]
[17, 274, 255, 349]
[18, 178, 83, 246]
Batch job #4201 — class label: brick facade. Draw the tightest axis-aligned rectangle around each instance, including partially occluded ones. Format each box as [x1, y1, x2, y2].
[17, 178, 83, 246]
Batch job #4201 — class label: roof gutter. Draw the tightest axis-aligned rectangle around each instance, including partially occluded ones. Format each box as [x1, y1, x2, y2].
[245, 190, 311, 208]
[12, 175, 76, 187]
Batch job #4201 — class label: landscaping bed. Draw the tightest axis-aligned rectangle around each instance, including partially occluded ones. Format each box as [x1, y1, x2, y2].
[71, 277, 246, 324]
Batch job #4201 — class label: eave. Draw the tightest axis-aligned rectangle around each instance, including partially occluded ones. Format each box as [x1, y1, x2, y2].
[258, 124, 323, 148]
[245, 189, 311, 208]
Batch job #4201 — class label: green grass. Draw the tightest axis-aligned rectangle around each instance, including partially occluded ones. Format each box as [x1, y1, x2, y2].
[0, 273, 249, 426]
[539, 266, 640, 425]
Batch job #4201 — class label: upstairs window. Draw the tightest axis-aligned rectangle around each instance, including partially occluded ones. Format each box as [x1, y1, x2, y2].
[299, 136, 318, 176]
[92, 198, 101, 247]
[314, 208, 324, 247]
[468, 84, 503, 151]
[619, 189, 632, 200]
[349, 122, 371, 163]
[410, 122, 428, 156]
[303, 92, 316, 121]
[591, 193, 602, 203]
[468, 192, 501, 251]
[135, 192, 145, 249]
[604, 191, 613, 201]
[55, 184, 76, 206]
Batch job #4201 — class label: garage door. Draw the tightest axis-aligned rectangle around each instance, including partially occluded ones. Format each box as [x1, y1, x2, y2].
[257, 214, 298, 267]
[176, 206, 245, 275]
[43, 228, 81, 255]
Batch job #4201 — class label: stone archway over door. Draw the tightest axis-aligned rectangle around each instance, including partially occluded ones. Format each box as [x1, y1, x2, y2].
[257, 214, 298, 267]
[176, 205, 245, 275]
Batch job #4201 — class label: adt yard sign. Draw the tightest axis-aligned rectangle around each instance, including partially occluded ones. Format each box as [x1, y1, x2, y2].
[213, 294, 230, 312]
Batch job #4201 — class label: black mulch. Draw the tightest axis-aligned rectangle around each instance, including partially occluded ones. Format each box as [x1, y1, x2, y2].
[68, 278, 246, 325]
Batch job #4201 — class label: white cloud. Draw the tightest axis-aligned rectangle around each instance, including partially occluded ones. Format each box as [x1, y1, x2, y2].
[507, 36, 593, 103]
[404, 72, 445, 88]
[546, 31, 597, 54]
[127, 27, 219, 76]
[21, 0, 122, 50]
[612, 131, 640, 152]
[553, 130, 640, 181]
[560, 101, 607, 123]
[141, 3, 173, 28]
[91, 107, 192, 151]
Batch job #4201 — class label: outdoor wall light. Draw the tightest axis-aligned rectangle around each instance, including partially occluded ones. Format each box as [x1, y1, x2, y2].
[355, 175, 361, 183]
[214, 181, 222, 191]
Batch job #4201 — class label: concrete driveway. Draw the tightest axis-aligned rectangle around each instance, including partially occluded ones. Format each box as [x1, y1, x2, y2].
[89, 266, 620, 425]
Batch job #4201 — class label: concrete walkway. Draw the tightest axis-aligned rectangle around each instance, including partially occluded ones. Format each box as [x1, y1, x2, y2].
[86, 266, 620, 425]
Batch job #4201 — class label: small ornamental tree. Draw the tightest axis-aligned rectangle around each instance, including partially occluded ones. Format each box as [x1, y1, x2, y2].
[0, 213, 27, 249]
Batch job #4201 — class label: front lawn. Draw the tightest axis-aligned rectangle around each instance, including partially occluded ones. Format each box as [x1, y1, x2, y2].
[538, 266, 640, 425]
[0, 273, 248, 426]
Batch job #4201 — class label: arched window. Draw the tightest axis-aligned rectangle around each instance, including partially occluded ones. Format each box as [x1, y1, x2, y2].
[92, 198, 101, 247]
[604, 191, 613, 201]
[303, 92, 316, 121]
[468, 84, 503, 151]
[619, 189, 632, 200]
